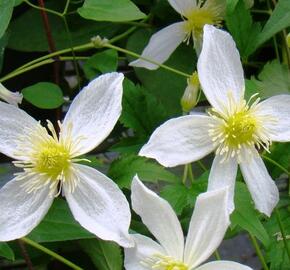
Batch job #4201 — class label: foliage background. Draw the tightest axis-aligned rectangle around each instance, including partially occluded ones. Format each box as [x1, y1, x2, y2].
[0, 0, 289, 269]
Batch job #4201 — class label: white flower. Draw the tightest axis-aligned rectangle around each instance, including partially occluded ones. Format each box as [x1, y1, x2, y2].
[130, 0, 226, 70]
[0, 73, 133, 247]
[139, 25, 290, 216]
[0, 83, 23, 106]
[125, 176, 253, 270]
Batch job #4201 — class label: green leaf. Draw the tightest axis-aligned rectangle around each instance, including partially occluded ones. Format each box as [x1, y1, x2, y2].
[83, 49, 118, 80]
[264, 142, 290, 179]
[0, 31, 9, 73]
[225, 0, 261, 59]
[231, 182, 270, 247]
[126, 28, 196, 116]
[250, 60, 290, 99]
[108, 154, 179, 189]
[0, 242, 14, 261]
[264, 205, 290, 270]
[256, 0, 290, 50]
[22, 82, 64, 109]
[0, 0, 14, 39]
[79, 239, 122, 270]
[226, 0, 253, 13]
[8, 5, 121, 52]
[120, 79, 169, 136]
[160, 172, 208, 215]
[78, 0, 146, 22]
[110, 136, 144, 154]
[28, 198, 94, 242]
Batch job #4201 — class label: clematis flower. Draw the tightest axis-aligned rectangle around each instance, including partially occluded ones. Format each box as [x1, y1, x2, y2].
[139, 25, 290, 216]
[130, 0, 226, 70]
[125, 176, 253, 270]
[0, 83, 23, 106]
[0, 73, 133, 247]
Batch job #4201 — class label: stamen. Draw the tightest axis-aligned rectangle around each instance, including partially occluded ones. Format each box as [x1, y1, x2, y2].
[12, 120, 83, 196]
[208, 93, 276, 163]
[141, 254, 188, 270]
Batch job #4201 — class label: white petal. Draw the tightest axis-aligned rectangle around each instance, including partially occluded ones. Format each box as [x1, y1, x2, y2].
[239, 148, 279, 216]
[168, 0, 196, 16]
[0, 176, 55, 241]
[0, 83, 23, 106]
[197, 25, 245, 112]
[61, 73, 123, 156]
[129, 22, 187, 70]
[0, 101, 38, 160]
[195, 261, 253, 270]
[139, 115, 215, 167]
[208, 155, 238, 213]
[124, 234, 165, 270]
[184, 188, 230, 268]
[131, 176, 184, 260]
[255, 94, 290, 142]
[64, 164, 133, 248]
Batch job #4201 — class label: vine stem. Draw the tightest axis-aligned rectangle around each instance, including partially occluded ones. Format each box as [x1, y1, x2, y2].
[214, 250, 221, 260]
[262, 155, 290, 176]
[182, 164, 189, 184]
[21, 237, 84, 270]
[103, 43, 191, 78]
[274, 209, 290, 263]
[248, 233, 269, 270]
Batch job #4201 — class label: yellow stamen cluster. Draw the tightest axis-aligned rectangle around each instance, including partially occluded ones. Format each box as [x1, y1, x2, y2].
[13, 120, 81, 196]
[208, 93, 276, 162]
[184, 8, 218, 38]
[34, 141, 71, 180]
[142, 254, 188, 270]
[183, 1, 225, 44]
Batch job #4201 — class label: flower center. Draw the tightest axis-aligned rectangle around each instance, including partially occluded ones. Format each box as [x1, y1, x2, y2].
[13, 120, 81, 196]
[184, 8, 217, 37]
[208, 93, 276, 162]
[222, 110, 257, 148]
[34, 141, 71, 180]
[142, 254, 188, 270]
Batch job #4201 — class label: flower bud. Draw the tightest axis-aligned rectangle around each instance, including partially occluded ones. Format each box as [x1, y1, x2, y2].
[0, 83, 23, 106]
[180, 72, 200, 112]
[287, 33, 290, 48]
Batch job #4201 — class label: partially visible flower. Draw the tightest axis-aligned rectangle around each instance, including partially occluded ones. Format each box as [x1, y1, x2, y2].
[181, 71, 200, 112]
[130, 0, 226, 70]
[0, 73, 133, 247]
[125, 176, 253, 270]
[0, 83, 23, 106]
[139, 25, 290, 216]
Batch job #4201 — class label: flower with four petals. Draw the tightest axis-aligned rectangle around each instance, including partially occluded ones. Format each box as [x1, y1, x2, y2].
[140, 25, 290, 216]
[125, 176, 253, 270]
[0, 73, 133, 247]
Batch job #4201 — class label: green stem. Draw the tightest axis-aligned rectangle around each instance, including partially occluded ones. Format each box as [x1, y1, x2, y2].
[0, 59, 54, 82]
[214, 250, 221, 260]
[0, 56, 88, 83]
[262, 155, 290, 176]
[0, 43, 94, 82]
[103, 43, 191, 78]
[23, 0, 62, 17]
[197, 160, 207, 172]
[249, 233, 269, 270]
[274, 209, 290, 262]
[182, 164, 189, 184]
[62, 0, 71, 15]
[109, 26, 138, 44]
[62, 16, 81, 89]
[188, 163, 194, 183]
[21, 237, 84, 270]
